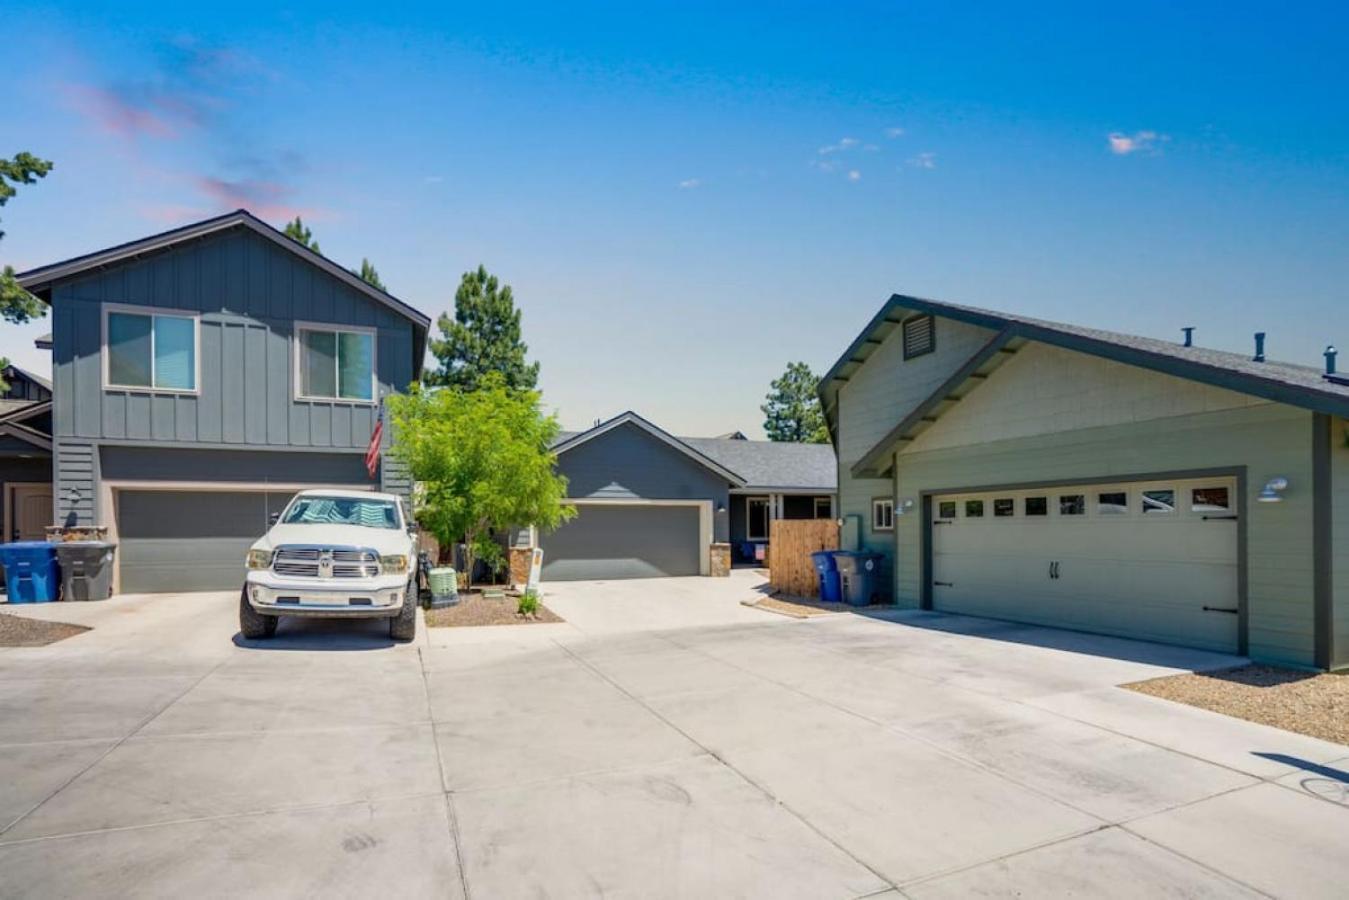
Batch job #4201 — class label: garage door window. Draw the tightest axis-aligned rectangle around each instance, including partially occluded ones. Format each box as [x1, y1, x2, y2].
[938, 500, 957, 519]
[1192, 487, 1230, 514]
[1024, 496, 1048, 517]
[1097, 491, 1128, 515]
[298, 325, 375, 402]
[1059, 494, 1085, 516]
[965, 499, 985, 518]
[105, 306, 198, 392]
[994, 498, 1015, 517]
[1141, 489, 1176, 515]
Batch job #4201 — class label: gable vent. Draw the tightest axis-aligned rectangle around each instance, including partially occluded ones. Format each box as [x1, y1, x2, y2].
[902, 315, 935, 360]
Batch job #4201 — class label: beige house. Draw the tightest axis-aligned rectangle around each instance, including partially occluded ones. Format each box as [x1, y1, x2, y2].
[820, 295, 1348, 670]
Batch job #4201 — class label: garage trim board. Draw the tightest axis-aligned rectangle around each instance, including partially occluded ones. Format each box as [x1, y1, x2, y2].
[920, 467, 1247, 654]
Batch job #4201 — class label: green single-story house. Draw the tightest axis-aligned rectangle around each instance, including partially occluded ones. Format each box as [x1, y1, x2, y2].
[820, 294, 1348, 671]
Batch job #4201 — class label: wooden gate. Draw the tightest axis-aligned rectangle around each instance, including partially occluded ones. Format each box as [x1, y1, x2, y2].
[769, 519, 838, 597]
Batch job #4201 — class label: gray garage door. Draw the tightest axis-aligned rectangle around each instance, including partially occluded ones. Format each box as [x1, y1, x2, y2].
[118, 491, 293, 594]
[540, 504, 701, 581]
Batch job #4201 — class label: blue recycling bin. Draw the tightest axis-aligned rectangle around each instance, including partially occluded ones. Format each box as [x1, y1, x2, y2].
[811, 550, 842, 603]
[0, 541, 61, 603]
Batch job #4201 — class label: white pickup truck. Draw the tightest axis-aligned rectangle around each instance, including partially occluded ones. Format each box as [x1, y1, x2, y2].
[241, 489, 419, 641]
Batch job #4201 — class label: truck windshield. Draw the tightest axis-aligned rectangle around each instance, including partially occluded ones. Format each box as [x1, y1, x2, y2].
[281, 497, 400, 529]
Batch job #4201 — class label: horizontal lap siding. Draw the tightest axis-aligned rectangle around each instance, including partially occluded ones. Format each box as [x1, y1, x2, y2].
[895, 403, 1316, 666]
[835, 317, 998, 598]
[1333, 417, 1349, 669]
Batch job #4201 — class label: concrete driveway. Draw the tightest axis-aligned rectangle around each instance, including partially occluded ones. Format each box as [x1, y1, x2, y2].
[1, 579, 1347, 898]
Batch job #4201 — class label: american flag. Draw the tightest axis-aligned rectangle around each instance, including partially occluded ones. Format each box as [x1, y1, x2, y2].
[365, 412, 383, 478]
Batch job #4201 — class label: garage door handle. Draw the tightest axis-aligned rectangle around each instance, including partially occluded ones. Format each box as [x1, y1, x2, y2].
[1202, 606, 1239, 614]
[1202, 515, 1239, 521]
[934, 580, 954, 587]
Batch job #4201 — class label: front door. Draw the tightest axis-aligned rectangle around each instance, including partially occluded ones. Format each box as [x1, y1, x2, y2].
[11, 485, 52, 542]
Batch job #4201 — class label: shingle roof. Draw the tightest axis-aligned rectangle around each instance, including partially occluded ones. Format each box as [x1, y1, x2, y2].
[820, 295, 1349, 440]
[680, 437, 836, 491]
[553, 418, 837, 492]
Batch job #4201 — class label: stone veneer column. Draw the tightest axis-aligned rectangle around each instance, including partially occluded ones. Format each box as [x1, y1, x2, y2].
[709, 543, 731, 577]
[509, 547, 534, 588]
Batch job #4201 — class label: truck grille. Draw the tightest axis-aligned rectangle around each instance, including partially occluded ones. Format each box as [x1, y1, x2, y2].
[273, 546, 380, 579]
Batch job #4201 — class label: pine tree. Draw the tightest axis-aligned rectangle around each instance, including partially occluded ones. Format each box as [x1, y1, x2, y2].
[761, 361, 829, 443]
[425, 265, 539, 390]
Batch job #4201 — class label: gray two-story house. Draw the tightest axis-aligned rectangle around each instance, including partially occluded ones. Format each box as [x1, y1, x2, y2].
[16, 210, 430, 594]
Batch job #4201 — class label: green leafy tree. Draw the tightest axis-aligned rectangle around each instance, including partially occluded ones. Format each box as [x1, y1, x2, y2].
[386, 374, 574, 587]
[761, 361, 829, 443]
[426, 265, 539, 390]
[282, 216, 320, 253]
[354, 258, 385, 291]
[1, 152, 54, 392]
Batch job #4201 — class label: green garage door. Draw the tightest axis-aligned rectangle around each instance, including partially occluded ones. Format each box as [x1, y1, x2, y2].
[931, 476, 1240, 653]
[540, 503, 702, 581]
[118, 491, 293, 594]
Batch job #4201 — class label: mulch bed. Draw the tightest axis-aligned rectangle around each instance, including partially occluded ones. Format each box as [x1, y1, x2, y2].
[422, 590, 563, 628]
[0, 612, 91, 647]
[746, 593, 886, 619]
[1125, 665, 1349, 746]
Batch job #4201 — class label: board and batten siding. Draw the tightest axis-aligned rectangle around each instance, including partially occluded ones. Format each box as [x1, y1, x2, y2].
[834, 315, 998, 593]
[1332, 416, 1349, 670]
[50, 227, 414, 449]
[890, 345, 1318, 666]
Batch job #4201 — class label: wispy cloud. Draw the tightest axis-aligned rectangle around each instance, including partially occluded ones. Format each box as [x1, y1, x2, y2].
[1107, 130, 1168, 155]
[847, 170, 861, 182]
[678, 178, 701, 189]
[63, 84, 181, 139]
[423, 175, 445, 184]
[884, 126, 905, 139]
[817, 137, 859, 155]
[907, 152, 937, 169]
[194, 176, 312, 220]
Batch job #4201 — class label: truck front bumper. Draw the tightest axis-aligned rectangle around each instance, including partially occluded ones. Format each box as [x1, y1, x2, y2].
[245, 571, 411, 618]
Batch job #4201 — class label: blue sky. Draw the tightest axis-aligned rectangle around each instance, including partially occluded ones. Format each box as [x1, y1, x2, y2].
[3, 2, 1346, 436]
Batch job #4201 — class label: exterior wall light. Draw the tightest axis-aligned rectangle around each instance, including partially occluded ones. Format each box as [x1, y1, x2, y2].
[715, 502, 726, 513]
[1257, 477, 1289, 503]
[896, 498, 916, 515]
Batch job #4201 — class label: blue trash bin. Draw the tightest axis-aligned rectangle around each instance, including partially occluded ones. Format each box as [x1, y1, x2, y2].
[811, 550, 842, 603]
[0, 541, 61, 603]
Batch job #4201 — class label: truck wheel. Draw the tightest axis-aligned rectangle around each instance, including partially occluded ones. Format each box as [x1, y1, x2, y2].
[390, 578, 417, 642]
[239, 588, 278, 639]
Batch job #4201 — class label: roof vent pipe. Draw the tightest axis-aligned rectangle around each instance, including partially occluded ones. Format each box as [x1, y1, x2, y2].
[1182, 327, 1195, 347]
[1327, 346, 1338, 376]
[1253, 332, 1266, 363]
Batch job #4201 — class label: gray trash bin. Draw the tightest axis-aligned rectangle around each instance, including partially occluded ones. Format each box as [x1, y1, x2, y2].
[832, 551, 883, 607]
[55, 541, 117, 601]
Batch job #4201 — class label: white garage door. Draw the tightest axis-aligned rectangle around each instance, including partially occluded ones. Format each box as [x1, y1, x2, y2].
[931, 476, 1239, 653]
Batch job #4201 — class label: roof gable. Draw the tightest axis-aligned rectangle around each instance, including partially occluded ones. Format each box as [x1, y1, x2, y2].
[554, 412, 747, 486]
[15, 209, 430, 331]
[824, 294, 1349, 458]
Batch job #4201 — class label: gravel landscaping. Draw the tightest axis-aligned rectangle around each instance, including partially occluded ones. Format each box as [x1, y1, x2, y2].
[1125, 665, 1349, 746]
[423, 591, 563, 627]
[0, 611, 91, 646]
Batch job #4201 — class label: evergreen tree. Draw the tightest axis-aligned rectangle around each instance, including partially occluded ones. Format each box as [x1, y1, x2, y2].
[761, 361, 829, 443]
[425, 265, 538, 390]
[282, 216, 319, 253]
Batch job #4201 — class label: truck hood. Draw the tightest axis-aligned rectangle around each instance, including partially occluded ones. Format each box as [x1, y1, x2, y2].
[251, 524, 414, 556]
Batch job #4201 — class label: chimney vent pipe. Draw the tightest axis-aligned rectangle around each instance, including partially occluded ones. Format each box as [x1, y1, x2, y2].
[1253, 332, 1266, 363]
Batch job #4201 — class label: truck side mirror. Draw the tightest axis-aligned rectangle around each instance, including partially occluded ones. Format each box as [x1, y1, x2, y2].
[268, 512, 280, 526]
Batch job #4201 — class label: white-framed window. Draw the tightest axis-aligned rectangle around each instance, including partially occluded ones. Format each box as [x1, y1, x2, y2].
[102, 304, 200, 394]
[746, 496, 770, 541]
[813, 496, 832, 519]
[295, 323, 376, 403]
[872, 498, 894, 531]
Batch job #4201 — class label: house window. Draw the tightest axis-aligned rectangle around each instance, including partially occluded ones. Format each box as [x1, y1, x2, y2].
[746, 497, 770, 541]
[104, 306, 198, 392]
[902, 314, 935, 359]
[872, 498, 894, 531]
[298, 325, 375, 402]
[813, 496, 832, 519]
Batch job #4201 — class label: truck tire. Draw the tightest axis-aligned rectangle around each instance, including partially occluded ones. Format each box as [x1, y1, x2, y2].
[239, 587, 278, 639]
[390, 578, 418, 642]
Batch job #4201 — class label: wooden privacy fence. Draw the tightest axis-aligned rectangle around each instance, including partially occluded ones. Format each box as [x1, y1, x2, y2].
[769, 519, 839, 597]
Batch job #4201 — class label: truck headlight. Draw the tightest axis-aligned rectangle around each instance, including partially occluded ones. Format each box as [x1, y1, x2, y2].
[247, 549, 273, 570]
[380, 554, 409, 575]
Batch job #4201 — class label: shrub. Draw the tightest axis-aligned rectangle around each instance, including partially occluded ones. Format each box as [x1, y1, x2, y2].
[517, 590, 540, 616]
